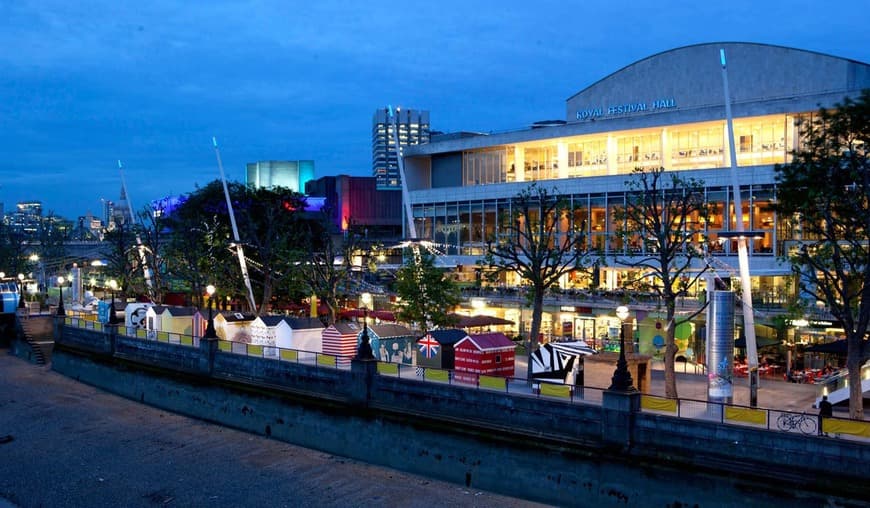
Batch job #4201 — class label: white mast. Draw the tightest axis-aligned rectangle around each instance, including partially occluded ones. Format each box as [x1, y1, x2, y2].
[389, 105, 418, 240]
[117, 160, 155, 301]
[212, 137, 257, 313]
[720, 49, 760, 407]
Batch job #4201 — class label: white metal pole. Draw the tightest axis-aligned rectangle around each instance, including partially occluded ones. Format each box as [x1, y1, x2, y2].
[117, 160, 155, 301]
[720, 49, 759, 406]
[389, 106, 418, 240]
[212, 137, 257, 313]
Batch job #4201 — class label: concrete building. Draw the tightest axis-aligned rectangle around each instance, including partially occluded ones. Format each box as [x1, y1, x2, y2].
[246, 160, 314, 193]
[372, 108, 430, 189]
[305, 175, 402, 237]
[10, 201, 42, 235]
[401, 42, 869, 339]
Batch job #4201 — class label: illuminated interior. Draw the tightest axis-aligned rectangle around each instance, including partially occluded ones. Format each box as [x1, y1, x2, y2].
[461, 113, 801, 185]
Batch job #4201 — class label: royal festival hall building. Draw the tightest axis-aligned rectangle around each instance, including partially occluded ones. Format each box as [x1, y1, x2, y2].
[401, 42, 870, 350]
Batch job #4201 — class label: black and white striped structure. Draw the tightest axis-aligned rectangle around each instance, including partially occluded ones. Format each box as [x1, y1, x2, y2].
[530, 340, 597, 383]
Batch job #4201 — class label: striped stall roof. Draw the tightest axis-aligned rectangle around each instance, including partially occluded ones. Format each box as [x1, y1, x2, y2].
[322, 323, 361, 367]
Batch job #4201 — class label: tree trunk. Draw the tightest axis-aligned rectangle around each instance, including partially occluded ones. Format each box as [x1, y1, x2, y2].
[526, 288, 545, 384]
[664, 300, 679, 398]
[847, 335, 865, 420]
[258, 281, 272, 316]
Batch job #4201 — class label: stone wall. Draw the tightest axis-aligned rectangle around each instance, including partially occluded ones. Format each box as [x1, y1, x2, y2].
[51, 323, 870, 505]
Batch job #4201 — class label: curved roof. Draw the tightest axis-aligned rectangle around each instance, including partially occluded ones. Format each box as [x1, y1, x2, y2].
[566, 42, 870, 123]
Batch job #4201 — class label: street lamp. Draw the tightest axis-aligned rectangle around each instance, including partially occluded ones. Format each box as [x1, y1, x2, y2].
[17, 273, 25, 309]
[204, 285, 218, 339]
[608, 305, 636, 392]
[355, 306, 374, 360]
[57, 276, 66, 317]
[108, 279, 119, 325]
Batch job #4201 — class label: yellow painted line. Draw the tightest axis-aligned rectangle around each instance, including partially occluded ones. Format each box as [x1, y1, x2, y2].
[479, 375, 507, 390]
[424, 369, 449, 382]
[247, 345, 264, 356]
[725, 406, 766, 425]
[279, 349, 297, 361]
[641, 395, 677, 413]
[540, 383, 571, 399]
[377, 362, 399, 375]
[316, 354, 335, 367]
[823, 417, 870, 437]
[157, 331, 169, 342]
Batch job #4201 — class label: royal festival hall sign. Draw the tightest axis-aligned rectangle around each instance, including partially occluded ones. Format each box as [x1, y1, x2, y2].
[576, 97, 676, 120]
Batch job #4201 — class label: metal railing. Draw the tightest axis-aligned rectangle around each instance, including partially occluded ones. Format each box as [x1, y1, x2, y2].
[59, 315, 869, 442]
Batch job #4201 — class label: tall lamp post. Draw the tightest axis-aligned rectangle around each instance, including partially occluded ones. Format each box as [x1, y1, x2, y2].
[355, 307, 374, 360]
[108, 279, 119, 325]
[17, 273, 25, 309]
[608, 305, 636, 392]
[57, 276, 66, 317]
[204, 285, 218, 339]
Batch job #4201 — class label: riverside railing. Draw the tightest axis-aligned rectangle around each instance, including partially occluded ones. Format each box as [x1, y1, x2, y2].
[59, 316, 870, 441]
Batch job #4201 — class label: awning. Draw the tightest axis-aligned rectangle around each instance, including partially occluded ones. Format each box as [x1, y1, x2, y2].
[734, 336, 781, 348]
[804, 339, 849, 355]
[447, 313, 514, 328]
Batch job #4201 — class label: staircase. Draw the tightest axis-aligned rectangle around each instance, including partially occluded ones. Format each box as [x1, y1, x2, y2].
[17, 314, 55, 365]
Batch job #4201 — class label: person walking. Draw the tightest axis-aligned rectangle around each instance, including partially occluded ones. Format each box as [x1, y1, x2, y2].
[818, 395, 833, 436]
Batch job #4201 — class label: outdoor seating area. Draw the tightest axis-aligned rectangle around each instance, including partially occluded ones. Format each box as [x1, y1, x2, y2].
[786, 366, 842, 384]
[733, 361, 784, 379]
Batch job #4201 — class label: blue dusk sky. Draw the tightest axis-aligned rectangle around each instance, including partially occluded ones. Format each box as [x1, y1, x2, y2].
[1, 0, 868, 219]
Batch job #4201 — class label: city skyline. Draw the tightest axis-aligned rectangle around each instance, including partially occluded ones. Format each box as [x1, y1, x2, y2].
[2, 0, 869, 219]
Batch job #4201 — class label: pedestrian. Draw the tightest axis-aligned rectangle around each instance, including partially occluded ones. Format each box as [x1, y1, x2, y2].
[818, 395, 833, 436]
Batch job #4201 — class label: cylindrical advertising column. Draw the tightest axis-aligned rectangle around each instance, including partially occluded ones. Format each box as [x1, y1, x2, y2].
[708, 290, 735, 405]
[70, 264, 83, 305]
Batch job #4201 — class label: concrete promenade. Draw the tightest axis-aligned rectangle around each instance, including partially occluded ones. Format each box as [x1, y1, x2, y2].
[0, 350, 545, 508]
[518, 354, 822, 413]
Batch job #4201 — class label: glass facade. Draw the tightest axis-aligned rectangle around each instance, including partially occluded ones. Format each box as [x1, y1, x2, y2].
[451, 113, 801, 185]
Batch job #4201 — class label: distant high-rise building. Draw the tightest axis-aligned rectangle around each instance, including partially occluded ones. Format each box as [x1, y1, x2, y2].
[11, 201, 42, 235]
[372, 108, 430, 189]
[246, 160, 314, 193]
[102, 199, 115, 231]
[74, 213, 104, 241]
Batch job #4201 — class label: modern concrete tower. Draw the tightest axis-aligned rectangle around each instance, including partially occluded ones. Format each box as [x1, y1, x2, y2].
[246, 160, 314, 193]
[372, 108, 430, 189]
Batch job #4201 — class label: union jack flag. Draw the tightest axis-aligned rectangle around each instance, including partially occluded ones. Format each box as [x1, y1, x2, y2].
[418, 335, 439, 359]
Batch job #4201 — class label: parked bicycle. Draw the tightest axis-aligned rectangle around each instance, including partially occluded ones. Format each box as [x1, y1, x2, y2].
[776, 412, 817, 435]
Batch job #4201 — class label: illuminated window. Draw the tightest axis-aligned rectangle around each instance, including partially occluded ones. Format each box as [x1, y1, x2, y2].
[567, 138, 607, 176]
[616, 133, 660, 171]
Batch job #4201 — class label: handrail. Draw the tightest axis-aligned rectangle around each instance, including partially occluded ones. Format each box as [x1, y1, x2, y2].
[58, 315, 869, 442]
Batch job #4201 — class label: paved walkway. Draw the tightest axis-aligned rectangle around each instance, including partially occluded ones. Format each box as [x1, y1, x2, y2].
[0, 350, 545, 508]
[518, 354, 822, 413]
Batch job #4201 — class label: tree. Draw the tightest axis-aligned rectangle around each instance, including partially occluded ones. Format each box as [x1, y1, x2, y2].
[613, 167, 710, 398]
[233, 185, 310, 315]
[393, 248, 461, 334]
[135, 206, 166, 304]
[162, 182, 238, 308]
[774, 90, 870, 419]
[0, 222, 31, 282]
[484, 184, 594, 382]
[100, 220, 139, 298]
[297, 209, 361, 325]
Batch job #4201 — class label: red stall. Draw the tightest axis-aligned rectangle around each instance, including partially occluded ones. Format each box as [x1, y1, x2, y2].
[453, 332, 516, 384]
